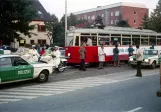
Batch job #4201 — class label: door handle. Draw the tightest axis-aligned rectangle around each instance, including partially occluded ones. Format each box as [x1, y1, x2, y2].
[15, 67, 19, 69]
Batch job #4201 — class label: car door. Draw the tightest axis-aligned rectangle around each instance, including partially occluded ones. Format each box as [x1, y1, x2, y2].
[0, 57, 15, 83]
[12, 57, 34, 80]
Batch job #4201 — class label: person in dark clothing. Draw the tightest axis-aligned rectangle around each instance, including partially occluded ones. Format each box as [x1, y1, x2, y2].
[79, 41, 87, 71]
[113, 44, 120, 67]
[128, 45, 134, 57]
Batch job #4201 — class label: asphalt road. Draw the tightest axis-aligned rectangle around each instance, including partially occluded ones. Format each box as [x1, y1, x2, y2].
[0, 66, 160, 112]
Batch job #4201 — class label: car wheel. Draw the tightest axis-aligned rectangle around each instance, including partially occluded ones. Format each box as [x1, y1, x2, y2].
[151, 61, 156, 69]
[131, 64, 136, 68]
[37, 71, 49, 83]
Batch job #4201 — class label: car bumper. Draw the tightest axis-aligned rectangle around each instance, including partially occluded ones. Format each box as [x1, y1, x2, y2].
[130, 61, 150, 66]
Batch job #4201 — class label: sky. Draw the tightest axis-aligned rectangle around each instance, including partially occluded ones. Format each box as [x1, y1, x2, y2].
[39, 0, 159, 20]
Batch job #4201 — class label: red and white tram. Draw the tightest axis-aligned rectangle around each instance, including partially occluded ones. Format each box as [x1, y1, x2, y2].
[65, 26, 161, 65]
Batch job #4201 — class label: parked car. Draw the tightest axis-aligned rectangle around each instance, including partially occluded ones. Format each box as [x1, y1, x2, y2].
[0, 55, 53, 84]
[129, 49, 161, 69]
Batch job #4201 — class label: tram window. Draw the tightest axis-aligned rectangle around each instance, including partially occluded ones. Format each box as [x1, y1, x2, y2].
[91, 37, 97, 46]
[149, 37, 156, 45]
[157, 39, 161, 45]
[69, 39, 73, 46]
[75, 36, 79, 46]
[122, 38, 131, 45]
[132, 38, 140, 45]
[98, 37, 110, 46]
[141, 38, 148, 45]
[81, 36, 88, 43]
[111, 37, 121, 45]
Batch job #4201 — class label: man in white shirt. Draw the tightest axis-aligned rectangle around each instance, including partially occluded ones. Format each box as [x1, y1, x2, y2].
[29, 45, 40, 62]
[51, 46, 61, 68]
[87, 37, 93, 46]
[98, 45, 106, 69]
[135, 44, 144, 77]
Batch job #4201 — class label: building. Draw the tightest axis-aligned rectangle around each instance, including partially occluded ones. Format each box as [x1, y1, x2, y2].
[12, 0, 51, 48]
[70, 2, 149, 28]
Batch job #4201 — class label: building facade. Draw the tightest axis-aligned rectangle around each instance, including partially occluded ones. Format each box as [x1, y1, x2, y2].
[71, 2, 149, 28]
[10, 0, 51, 48]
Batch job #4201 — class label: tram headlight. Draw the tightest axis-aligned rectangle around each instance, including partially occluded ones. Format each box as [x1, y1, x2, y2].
[129, 58, 133, 61]
[68, 53, 71, 57]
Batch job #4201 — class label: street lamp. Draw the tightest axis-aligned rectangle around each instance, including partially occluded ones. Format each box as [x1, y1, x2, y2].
[65, 0, 67, 46]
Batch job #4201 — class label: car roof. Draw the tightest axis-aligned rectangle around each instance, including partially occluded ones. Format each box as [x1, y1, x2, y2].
[0, 55, 20, 58]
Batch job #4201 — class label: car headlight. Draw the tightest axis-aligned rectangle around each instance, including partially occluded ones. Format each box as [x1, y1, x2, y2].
[144, 59, 149, 62]
[129, 58, 133, 61]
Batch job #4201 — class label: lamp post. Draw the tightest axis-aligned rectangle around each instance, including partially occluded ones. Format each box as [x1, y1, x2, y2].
[65, 0, 67, 46]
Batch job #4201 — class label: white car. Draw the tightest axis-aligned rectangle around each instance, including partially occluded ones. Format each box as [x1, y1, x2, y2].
[129, 49, 161, 69]
[0, 55, 53, 84]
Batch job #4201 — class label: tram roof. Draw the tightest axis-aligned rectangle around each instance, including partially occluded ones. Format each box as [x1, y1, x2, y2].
[68, 27, 161, 36]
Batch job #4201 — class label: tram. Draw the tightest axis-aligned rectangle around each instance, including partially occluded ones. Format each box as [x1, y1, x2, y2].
[65, 26, 161, 65]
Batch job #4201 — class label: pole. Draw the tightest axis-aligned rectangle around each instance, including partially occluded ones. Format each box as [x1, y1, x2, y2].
[65, 0, 67, 46]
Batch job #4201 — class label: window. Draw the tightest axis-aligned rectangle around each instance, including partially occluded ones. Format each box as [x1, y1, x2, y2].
[115, 11, 119, 16]
[102, 14, 104, 18]
[98, 37, 110, 45]
[84, 14, 87, 20]
[38, 40, 46, 45]
[13, 57, 28, 66]
[88, 16, 91, 20]
[30, 40, 34, 45]
[111, 12, 113, 16]
[134, 20, 136, 24]
[75, 36, 79, 46]
[122, 38, 131, 45]
[115, 20, 119, 25]
[38, 25, 46, 32]
[0, 58, 12, 67]
[111, 20, 113, 24]
[134, 11, 136, 15]
[91, 15, 95, 20]
[141, 38, 148, 45]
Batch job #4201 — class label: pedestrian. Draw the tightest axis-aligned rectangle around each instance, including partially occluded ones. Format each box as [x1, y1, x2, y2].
[87, 37, 93, 46]
[113, 44, 120, 67]
[135, 44, 144, 77]
[98, 44, 106, 70]
[40, 47, 45, 56]
[79, 41, 87, 71]
[128, 45, 134, 57]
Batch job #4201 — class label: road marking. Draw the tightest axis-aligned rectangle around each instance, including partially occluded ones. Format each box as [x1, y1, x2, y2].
[127, 107, 142, 112]
[0, 95, 36, 99]
[0, 98, 22, 102]
[0, 102, 8, 104]
[0, 92, 52, 96]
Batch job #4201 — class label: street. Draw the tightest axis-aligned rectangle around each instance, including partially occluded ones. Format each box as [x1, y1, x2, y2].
[0, 65, 161, 112]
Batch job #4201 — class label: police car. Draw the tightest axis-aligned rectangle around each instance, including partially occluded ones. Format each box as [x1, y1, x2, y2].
[129, 49, 161, 69]
[0, 55, 53, 84]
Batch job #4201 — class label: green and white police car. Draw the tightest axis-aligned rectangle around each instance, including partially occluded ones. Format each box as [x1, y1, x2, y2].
[0, 55, 53, 84]
[129, 49, 161, 69]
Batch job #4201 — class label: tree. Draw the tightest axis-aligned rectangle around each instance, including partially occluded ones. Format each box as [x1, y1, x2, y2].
[141, 14, 149, 29]
[0, 0, 36, 44]
[94, 15, 105, 29]
[45, 14, 59, 46]
[148, 0, 161, 32]
[115, 14, 130, 27]
[116, 20, 130, 27]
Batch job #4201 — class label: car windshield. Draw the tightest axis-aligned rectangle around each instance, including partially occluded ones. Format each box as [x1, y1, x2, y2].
[144, 50, 158, 55]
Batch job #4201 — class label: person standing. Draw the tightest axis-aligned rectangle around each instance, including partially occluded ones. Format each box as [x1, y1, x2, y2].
[113, 44, 120, 67]
[40, 47, 45, 56]
[128, 45, 134, 57]
[135, 44, 144, 77]
[98, 45, 106, 70]
[79, 41, 87, 71]
[29, 45, 40, 62]
[51, 46, 61, 68]
[87, 37, 93, 46]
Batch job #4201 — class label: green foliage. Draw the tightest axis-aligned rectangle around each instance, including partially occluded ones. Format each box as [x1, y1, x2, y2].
[148, 0, 161, 32]
[94, 15, 105, 29]
[141, 14, 149, 29]
[0, 0, 36, 42]
[116, 20, 130, 27]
